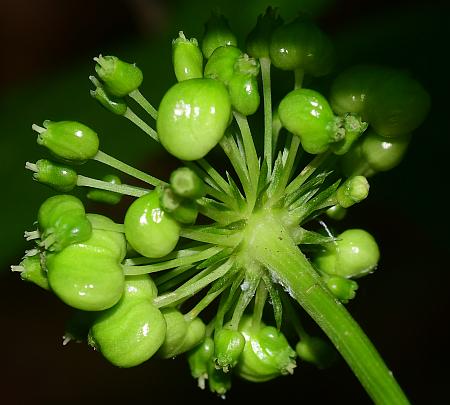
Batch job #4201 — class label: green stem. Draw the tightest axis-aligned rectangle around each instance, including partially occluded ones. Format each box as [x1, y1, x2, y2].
[122, 246, 222, 275]
[233, 112, 259, 202]
[294, 68, 304, 89]
[180, 227, 241, 247]
[284, 151, 331, 196]
[247, 211, 409, 405]
[128, 89, 158, 120]
[124, 108, 159, 142]
[93, 150, 164, 187]
[260, 57, 273, 175]
[219, 134, 252, 199]
[76, 175, 148, 197]
[269, 135, 301, 203]
[153, 259, 234, 308]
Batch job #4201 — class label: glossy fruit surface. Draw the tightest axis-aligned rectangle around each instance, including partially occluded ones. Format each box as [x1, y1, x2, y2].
[157, 78, 231, 160]
[124, 189, 180, 258]
[278, 88, 338, 154]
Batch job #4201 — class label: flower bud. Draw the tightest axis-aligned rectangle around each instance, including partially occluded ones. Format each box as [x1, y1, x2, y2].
[323, 275, 358, 303]
[172, 31, 203, 82]
[313, 229, 380, 279]
[214, 328, 245, 372]
[208, 359, 232, 396]
[246, 7, 283, 59]
[94, 55, 143, 97]
[336, 175, 369, 208]
[87, 174, 122, 205]
[170, 167, 206, 199]
[202, 13, 237, 59]
[13, 255, 49, 290]
[188, 337, 214, 389]
[34, 120, 99, 163]
[33, 159, 78, 192]
[295, 336, 338, 369]
[90, 78, 127, 116]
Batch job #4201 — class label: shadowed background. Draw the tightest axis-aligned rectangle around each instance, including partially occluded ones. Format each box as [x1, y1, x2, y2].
[1, 0, 448, 403]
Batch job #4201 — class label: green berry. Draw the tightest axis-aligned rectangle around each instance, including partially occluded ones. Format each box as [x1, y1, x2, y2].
[87, 174, 122, 205]
[362, 129, 411, 172]
[236, 316, 296, 382]
[46, 214, 126, 311]
[278, 88, 340, 154]
[123, 274, 158, 301]
[94, 55, 143, 97]
[214, 328, 245, 372]
[37, 194, 85, 231]
[246, 7, 283, 59]
[172, 31, 203, 82]
[38, 195, 92, 252]
[175, 317, 206, 355]
[158, 308, 188, 358]
[202, 13, 237, 59]
[295, 336, 338, 369]
[35, 120, 99, 163]
[204, 46, 242, 85]
[124, 189, 180, 258]
[170, 199, 198, 225]
[88, 298, 166, 367]
[228, 72, 260, 116]
[157, 78, 232, 160]
[330, 65, 430, 137]
[313, 229, 380, 279]
[367, 70, 430, 138]
[269, 16, 334, 76]
[33, 159, 78, 192]
[329, 65, 392, 118]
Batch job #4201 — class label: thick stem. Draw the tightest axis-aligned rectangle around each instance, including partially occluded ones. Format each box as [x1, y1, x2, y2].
[246, 210, 409, 405]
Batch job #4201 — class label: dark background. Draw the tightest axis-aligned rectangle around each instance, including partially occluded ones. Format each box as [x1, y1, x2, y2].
[1, 0, 449, 404]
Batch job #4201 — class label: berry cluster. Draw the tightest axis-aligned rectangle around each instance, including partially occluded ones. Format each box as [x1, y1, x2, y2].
[13, 8, 429, 403]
